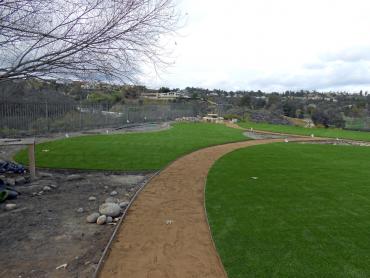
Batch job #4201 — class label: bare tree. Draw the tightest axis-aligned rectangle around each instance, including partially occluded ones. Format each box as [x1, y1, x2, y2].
[0, 0, 178, 82]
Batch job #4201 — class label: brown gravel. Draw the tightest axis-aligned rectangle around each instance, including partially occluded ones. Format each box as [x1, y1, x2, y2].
[99, 137, 324, 278]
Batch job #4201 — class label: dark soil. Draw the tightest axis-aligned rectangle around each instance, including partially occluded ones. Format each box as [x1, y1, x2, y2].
[0, 170, 153, 278]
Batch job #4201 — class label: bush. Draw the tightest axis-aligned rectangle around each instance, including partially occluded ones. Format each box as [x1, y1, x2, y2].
[311, 109, 345, 128]
[223, 114, 241, 120]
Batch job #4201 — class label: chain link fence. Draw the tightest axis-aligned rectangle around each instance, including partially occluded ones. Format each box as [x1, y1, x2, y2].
[0, 101, 205, 137]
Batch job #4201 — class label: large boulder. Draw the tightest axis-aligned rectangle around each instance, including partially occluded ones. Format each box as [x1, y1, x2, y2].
[99, 203, 121, 217]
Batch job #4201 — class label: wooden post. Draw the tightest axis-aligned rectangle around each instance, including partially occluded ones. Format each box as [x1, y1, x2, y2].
[28, 142, 36, 180]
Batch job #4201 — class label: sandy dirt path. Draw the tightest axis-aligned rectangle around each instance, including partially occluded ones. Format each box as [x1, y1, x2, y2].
[99, 137, 324, 278]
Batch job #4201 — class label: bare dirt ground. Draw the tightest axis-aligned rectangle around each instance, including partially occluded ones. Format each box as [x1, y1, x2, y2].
[100, 137, 324, 278]
[0, 123, 168, 278]
[0, 170, 153, 278]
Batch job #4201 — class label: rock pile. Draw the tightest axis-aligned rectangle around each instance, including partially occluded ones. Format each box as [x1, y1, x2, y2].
[85, 195, 129, 225]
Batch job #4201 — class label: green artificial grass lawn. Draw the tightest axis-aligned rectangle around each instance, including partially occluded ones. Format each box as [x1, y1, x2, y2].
[15, 122, 248, 171]
[239, 120, 370, 142]
[206, 143, 370, 278]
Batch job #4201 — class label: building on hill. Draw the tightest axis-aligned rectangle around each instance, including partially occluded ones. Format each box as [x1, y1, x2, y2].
[141, 92, 159, 99]
[142, 91, 188, 100]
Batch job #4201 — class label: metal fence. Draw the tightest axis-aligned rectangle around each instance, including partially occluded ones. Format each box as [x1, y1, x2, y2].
[0, 101, 204, 137]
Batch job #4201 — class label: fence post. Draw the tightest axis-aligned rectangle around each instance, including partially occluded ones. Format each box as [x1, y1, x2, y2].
[28, 141, 36, 180]
[45, 100, 49, 133]
[105, 103, 108, 127]
[79, 102, 83, 130]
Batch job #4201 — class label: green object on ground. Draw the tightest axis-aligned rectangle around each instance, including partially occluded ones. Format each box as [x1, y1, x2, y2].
[206, 143, 370, 278]
[15, 123, 248, 171]
[239, 120, 370, 141]
[0, 190, 8, 203]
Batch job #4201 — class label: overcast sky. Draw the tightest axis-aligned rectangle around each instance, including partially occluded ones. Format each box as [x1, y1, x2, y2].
[140, 0, 370, 92]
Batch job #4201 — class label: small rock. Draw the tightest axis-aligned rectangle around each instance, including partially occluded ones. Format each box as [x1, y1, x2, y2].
[86, 212, 100, 223]
[99, 203, 121, 217]
[105, 197, 119, 204]
[50, 184, 58, 189]
[38, 191, 44, 195]
[43, 186, 51, 191]
[88, 196, 96, 201]
[66, 174, 82, 181]
[96, 215, 107, 225]
[6, 178, 15, 186]
[7, 190, 18, 199]
[251, 177, 258, 180]
[5, 203, 17, 211]
[106, 216, 113, 223]
[39, 172, 53, 178]
[110, 190, 118, 196]
[15, 177, 26, 185]
[77, 207, 84, 213]
[119, 202, 129, 208]
[104, 186, 108, 189]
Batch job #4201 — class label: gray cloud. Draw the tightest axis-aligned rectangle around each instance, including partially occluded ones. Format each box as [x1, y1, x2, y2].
[247, 46, 370, 91]
[250, 60, 370, 91]
[321, 46, 370, 62]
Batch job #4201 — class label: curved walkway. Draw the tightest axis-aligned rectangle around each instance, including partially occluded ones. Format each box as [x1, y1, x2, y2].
[100, 137, 324, 278]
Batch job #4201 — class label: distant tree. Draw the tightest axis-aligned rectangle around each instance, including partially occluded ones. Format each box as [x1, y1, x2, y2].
[253, 98, 266, 109]
[306, 103, 317, 115]
[191, 92, 199, 99]
[311, 110, 330, 127]
[123, 86, 140, 99]
[158, 87, 171, 93]
[282, 101, 299, 118]
[312, 108, 345, 128]
[239, 95, 252, 107]
[266, 94, 280, 109]
[327, 110, 345, 128]
[295, 109, 304, 119]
